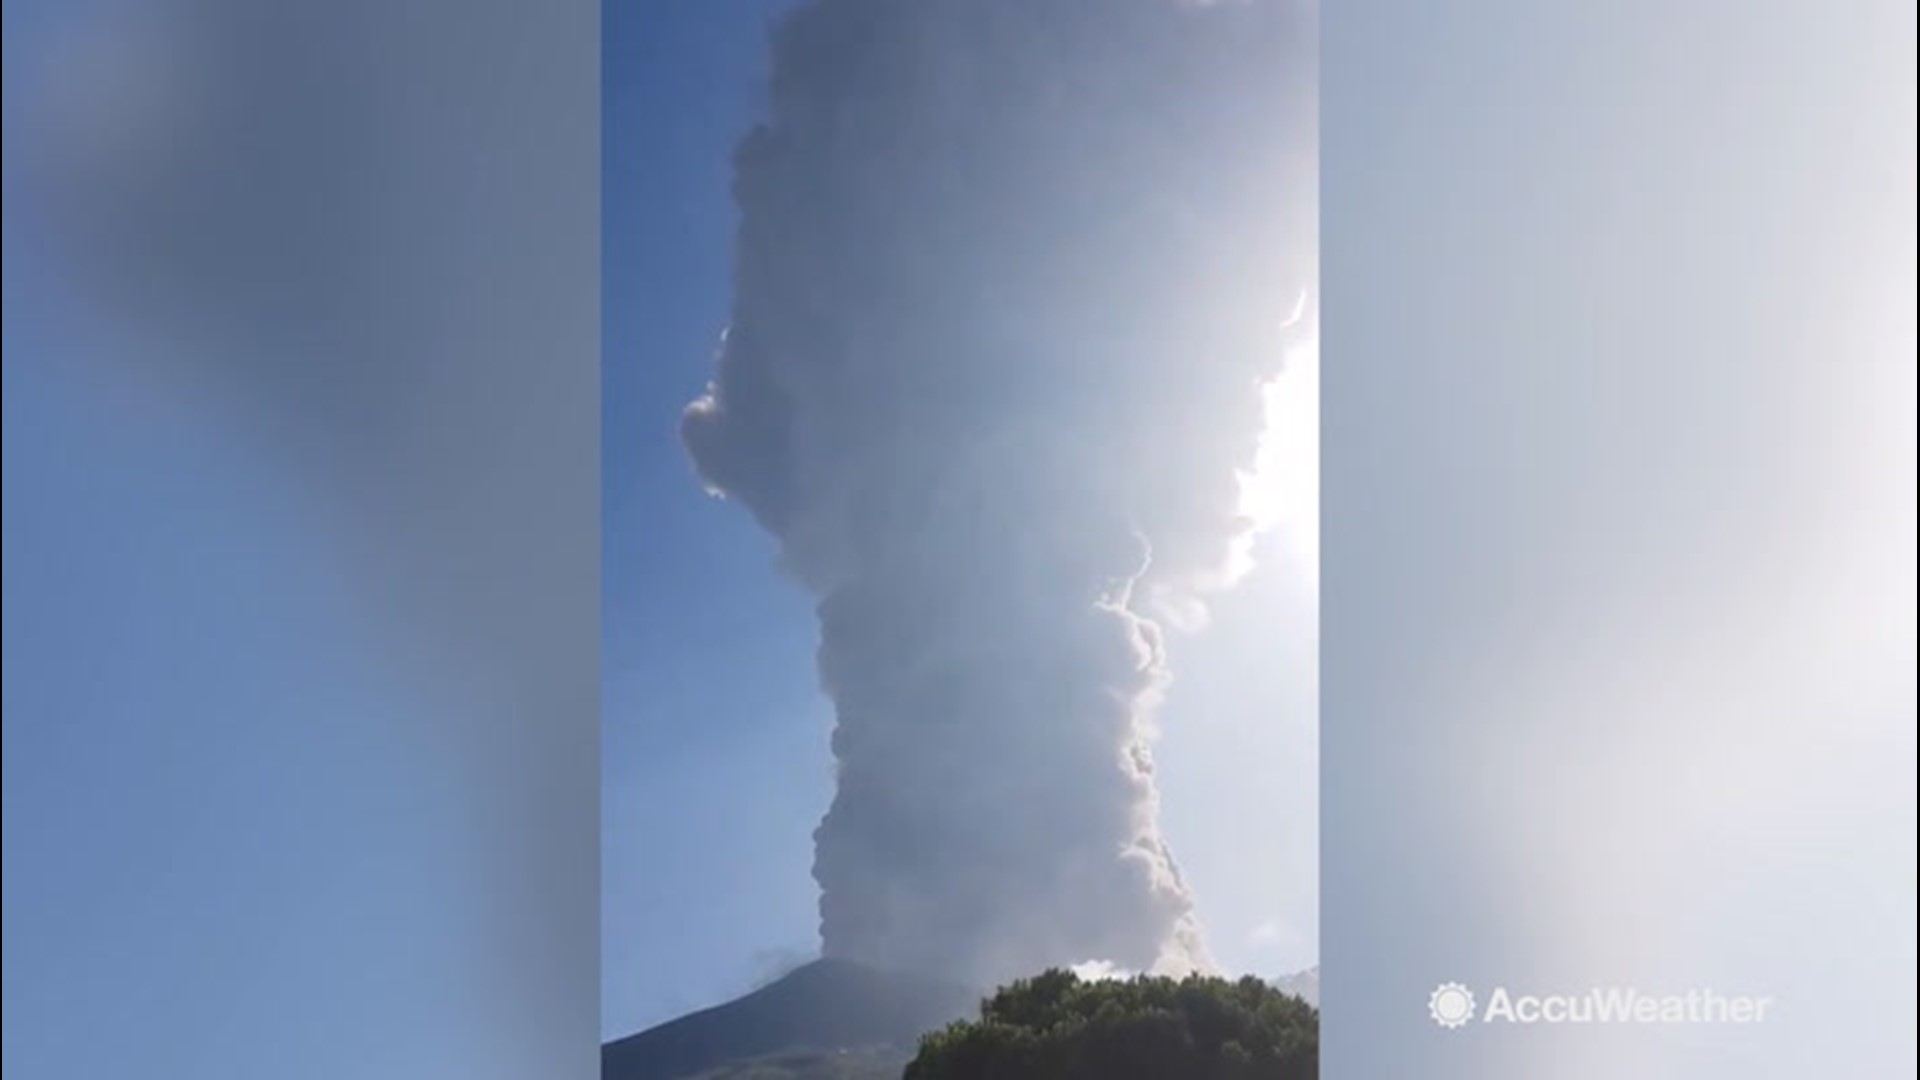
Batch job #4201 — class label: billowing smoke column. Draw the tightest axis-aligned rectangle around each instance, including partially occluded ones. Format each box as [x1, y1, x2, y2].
[684, 0, 1315, 990]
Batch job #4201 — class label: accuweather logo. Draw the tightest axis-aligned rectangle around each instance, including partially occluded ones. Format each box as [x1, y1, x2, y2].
[1428, 982, 1774, 1029]
[1428, 983, 1477, 1028]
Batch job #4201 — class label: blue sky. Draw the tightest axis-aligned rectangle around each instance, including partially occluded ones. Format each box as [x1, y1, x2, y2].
[601, 0, 832, 1039]
[3, 306, 541, 1079]
[600, 1, 1320, 1040]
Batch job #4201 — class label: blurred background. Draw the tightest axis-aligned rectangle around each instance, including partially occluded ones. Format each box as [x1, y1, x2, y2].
[1323, 2, 1915, 1075]
[4, 3, 600, 1078]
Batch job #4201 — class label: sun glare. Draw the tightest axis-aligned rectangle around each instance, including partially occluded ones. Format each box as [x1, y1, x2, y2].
[1240, 334, 1320, 579]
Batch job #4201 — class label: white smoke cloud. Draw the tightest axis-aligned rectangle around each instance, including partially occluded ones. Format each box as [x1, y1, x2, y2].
[1069, 960, 1138, 982]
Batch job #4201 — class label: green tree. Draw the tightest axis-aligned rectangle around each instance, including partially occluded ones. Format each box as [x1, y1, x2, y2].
[903, 970, 1317, 1080]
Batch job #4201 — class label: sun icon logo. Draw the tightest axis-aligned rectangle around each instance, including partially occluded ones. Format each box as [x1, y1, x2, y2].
[1428, 982, 1476, 1029]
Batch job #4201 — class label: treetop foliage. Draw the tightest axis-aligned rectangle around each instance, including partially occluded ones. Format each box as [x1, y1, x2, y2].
[903, 968, 1318, 1080]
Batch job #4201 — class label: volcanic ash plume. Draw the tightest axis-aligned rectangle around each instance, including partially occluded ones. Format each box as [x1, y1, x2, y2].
[682, 0, 1316, 990]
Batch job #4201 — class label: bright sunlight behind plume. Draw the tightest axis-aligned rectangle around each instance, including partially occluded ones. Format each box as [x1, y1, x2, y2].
[1239, 306, 1320, 579]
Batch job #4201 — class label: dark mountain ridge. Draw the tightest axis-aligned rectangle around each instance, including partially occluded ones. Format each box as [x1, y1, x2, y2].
[602, 958, 981, 1080]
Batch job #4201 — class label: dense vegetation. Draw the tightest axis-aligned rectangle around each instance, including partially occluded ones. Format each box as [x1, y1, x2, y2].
[904, 969, 1318, 1079]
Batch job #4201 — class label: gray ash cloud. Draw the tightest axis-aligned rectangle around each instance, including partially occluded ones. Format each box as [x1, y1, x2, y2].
[682, 0, 1315, 989]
